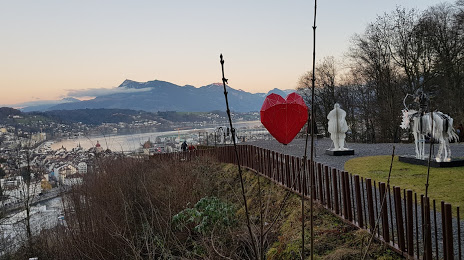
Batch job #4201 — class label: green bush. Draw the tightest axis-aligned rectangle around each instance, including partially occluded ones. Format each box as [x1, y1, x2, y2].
[172, 196, 236, 234]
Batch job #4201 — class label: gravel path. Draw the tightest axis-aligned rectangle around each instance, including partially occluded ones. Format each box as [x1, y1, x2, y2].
[246, 137, 464, 171]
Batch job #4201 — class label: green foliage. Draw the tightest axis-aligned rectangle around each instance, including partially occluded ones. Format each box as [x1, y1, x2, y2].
[172, 196, 236, 234]
[280, 240, 302, 260]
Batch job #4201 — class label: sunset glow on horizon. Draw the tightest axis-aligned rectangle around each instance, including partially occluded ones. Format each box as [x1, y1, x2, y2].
[0, 0, 446, 106]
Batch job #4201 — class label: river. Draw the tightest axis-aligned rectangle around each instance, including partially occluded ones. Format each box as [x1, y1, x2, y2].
[51, 120, 262, 152]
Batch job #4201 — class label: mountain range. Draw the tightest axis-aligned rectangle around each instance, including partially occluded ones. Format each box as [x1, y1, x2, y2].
[20, 98, 80, 112]
[23, 80, 294, 113]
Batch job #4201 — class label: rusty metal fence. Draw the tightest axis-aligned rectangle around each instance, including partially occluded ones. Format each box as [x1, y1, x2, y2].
[152, 145, 463, 259]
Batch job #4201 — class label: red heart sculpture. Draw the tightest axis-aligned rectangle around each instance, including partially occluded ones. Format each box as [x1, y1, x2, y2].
[260, 92, 308, 145]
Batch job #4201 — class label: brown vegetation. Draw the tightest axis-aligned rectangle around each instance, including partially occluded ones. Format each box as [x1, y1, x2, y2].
[6, 156, 401, 259]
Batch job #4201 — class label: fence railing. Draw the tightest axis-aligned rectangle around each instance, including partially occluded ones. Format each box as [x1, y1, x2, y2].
[152, 145, 463, 260]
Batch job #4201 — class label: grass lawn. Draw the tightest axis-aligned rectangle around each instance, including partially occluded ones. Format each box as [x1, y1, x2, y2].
[345, 155, 464, 213]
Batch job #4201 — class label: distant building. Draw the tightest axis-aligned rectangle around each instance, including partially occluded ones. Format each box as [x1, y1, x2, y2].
[78, 162, 87, 174]
[55, 164, 78, 184]
[142, 139, 153, 149]
[31, 132, 46, 143]
[62, 176, 82, 186]
[0, 176, 42, 205]
[95, 141, 103, 153]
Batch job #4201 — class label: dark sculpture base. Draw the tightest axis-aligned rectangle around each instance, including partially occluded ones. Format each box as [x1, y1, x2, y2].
[398, 156, 464, 168]
[325, 149, 355, 156]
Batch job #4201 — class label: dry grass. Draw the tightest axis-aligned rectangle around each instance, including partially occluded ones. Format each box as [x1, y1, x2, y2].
[6, 155, 403, 259]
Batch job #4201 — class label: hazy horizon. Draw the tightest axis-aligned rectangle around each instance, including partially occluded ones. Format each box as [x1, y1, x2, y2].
[1, 0, 447, 105]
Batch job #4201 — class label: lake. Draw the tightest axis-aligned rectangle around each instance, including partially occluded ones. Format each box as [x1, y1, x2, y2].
[51, 121, 262, 152]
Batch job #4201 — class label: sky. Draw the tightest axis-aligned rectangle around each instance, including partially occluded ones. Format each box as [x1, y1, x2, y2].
[0, 0, 448, 106]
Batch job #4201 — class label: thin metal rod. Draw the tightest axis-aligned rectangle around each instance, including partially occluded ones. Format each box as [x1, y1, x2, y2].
[423, 107, 434, 259]
[307, 1, 318, 259]
[362, 146, 395, 259]
[219, 54, 258, 259]
[458, 207, 462, 260]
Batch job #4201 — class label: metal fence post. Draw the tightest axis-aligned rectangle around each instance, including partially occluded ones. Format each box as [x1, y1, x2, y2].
[444, 203, 454, 260]
[394, 186, 405, 251]
[325, 165, 331, 209]
[379, 182, 390, 243]
[354, 175, 363, 228]
[333, 168, 340, 215]
[366, 178, 375, 233]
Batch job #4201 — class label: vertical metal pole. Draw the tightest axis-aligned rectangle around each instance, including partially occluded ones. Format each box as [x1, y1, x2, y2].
[424, 108, 434, 260]
[341, 171, 348, 219]
[379, 182, 390, 242]
[423, 197, 433, 260]
[407, 190, 414, 257]
[415, 193, 419, 258]
[388, 184, 395, 245]
[328, 167, 333, 210]
[444, 203, 454, 259]
[349, 173, 354, 222]
[297, 157, 302, 193]
[362, 177, 367, 229]
[338, 170, 343, 216]
[286, 155, 291, 187]
[458, 206, 462, 260]
[366, 178, 375, 233]
[219, 54, 257, 258]
[394, 186, 405, 251]
[442, 201, 447, 260]
[307, 1, 318, 258]
[318, 163, 323, 203]
[324, 165, 330, 208]
[354, 175, 363, 228]
[333, 168, 339, 214]
[433, 200, 438, 260]
[374, 180, 379, 236]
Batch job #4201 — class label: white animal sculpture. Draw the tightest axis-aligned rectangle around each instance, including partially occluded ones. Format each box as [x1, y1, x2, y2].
[400, 109, 459, 162]
[327, 103, 349, 150]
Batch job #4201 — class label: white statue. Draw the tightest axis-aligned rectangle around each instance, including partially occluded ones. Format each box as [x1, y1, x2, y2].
[327, 103, 349, 150]
[401, 92, 459, 162]
[401, 109, 458, 162]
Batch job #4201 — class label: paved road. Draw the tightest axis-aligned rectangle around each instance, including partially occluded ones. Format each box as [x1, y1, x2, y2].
[246, 138, 464, 171]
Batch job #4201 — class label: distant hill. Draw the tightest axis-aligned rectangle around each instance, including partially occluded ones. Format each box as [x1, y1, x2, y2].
[0, 106, 253, 127]
[43, 80, 295, 113]
[0, 107, 23, 124]
[41, 109, 160, 125]
[40, 109, 238, 126]
[0, 107, 22, 118]
[19, 98, 81, 112]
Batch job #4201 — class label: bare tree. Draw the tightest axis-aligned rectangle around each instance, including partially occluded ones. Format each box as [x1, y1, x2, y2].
[298, 56, 339, 136]
[0, 140, 44, 256]
[348, 13, 408, 142]
[420, 2, 464, 119]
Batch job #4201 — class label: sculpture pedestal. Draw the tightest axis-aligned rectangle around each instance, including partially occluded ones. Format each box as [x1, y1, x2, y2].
[325, 149, 355, 156]
[398, 156, 464, 168]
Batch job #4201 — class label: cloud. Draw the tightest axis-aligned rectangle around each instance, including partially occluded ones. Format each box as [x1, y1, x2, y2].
[66, 87, 152, 98]
[1, 87, 152, 109]
[11, 99, 78, 108]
